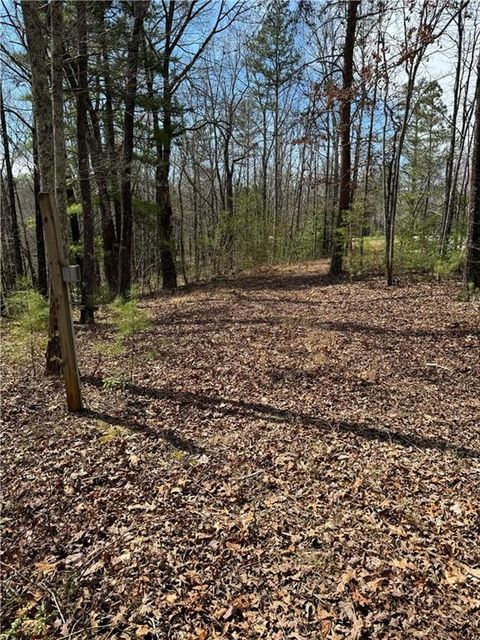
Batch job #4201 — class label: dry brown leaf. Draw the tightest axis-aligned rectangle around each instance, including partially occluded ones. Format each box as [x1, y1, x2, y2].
[321, 618, 332, 637]
[165, 593, 178, 603]
[83, 559, 105, 577]
[34, 561, 58, 575]
[392, 558, 416, 571]
[111, 606, 128, 625]
[135, 625, 153, 638]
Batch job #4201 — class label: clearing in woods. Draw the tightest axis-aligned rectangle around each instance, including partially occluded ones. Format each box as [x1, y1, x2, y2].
[2, 261, 480, 639]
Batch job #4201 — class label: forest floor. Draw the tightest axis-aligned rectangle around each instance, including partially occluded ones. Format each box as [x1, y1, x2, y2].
[2, 260, 480, 640]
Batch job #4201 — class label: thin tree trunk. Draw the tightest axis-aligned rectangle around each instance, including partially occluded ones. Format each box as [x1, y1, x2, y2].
[441, 8, 464, 255]
[157, 2, 178, 290]
[0, 83, 24, 280]
[46, 0, 68, 368]
[118, 0, 148, 298]
[0, 175, 16, 292]
[77, 1, 95, 323]
[330, 0, 360, 275]
[465, 55, 480, 288]
[15, 186, 35, 284]
[51, 0, 66, 235]
[360, 39, 379, 265]
[100, 5, 121, 275]
[32, 124, 48, 296]
[63, 56, 118, 294]
[22, 0, 62, 374]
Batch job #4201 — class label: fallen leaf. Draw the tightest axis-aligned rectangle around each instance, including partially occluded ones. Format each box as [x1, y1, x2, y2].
[135, 625, 153, 638]
[34, 561, 58, 575]
[84, 560, 105, 577]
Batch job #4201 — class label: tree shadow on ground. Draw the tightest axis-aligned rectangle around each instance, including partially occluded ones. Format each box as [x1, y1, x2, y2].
[82, 405, 205, 455]
[84, 377, 480, 460]
[246, 291, 437, 307]
[223, 271, 346, 292]
[312, 320, 479, 339]
[182, 271, 347, 294]
[153, 312, 478, 340]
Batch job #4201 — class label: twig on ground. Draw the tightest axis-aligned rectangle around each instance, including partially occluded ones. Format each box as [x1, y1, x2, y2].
[237, 469, 264, 481]
[425, 362, 453, 373]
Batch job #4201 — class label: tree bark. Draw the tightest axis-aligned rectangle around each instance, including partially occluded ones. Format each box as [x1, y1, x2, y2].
[464, 55, 480, 288]
[441, 7, 464, 256]
[156, 1, 178, 291]
[32, 124, 48, 296]
[99, 4, 121, 284]
[76, 1, 95, 323]
[51, 0, 67, 234]
[22, 0, 62, 374]
[47, 0, 68, 368]
[330, 0, 360, 275]
[118, 0, 148, 298]
[0, 83, 24, 281]
[360, 33, 380, 266]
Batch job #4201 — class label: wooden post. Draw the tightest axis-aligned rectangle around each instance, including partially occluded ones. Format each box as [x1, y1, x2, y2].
[39, 192, 82, 411]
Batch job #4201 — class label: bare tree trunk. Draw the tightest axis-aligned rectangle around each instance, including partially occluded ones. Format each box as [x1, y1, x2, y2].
[0, 83, 24, 281]
[33, 123, 48, 297]
[157, 2, 177, 290]
[15, 187, 35, 284]
[48, 0, 68, 368]
[273, 83, 280, 260]
[261, 106, 269, 251]
[77, 0, 95, 323]
[441, 7, 465, 255]
[330, 0, 360, 275]
[22, 0, 61, 374]
[465, 55, 480, 288]
[51, 0, 66, 233]
[63, 55, 118, 295]
[118, 0, 148, 298]
[360, 33, 380, 266]
[178, 168, 188, 285]
[99, 5, 121, 285]
[0, 175, 17, 292]
[144, 37, 176, 290]
[223, 124, 235, 271]
[322, 112, 331, 257]
[86, 113, 117, 294]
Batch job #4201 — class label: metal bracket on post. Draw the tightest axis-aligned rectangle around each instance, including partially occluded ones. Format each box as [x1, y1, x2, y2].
[39, 192, 82, 412]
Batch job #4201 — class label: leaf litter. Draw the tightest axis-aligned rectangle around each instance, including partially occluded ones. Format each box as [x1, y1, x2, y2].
[1, 261, 479, 639]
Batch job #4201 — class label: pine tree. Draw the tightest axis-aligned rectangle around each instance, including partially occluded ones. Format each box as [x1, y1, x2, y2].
[247, 0, 300, 259]
[402, 80, 448, 242]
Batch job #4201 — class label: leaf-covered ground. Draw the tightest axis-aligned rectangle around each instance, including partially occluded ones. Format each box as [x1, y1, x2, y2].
[2, 262, 480, 639]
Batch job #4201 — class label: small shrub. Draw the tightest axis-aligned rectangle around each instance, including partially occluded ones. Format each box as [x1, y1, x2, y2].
[0, 602, 50, 639]
[458, 281, 480, 302]
[5, 288, 48, 375]
[110, 294, 151, 383]
[102, 374, 130, 390]
[434, 250, 464, 279]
